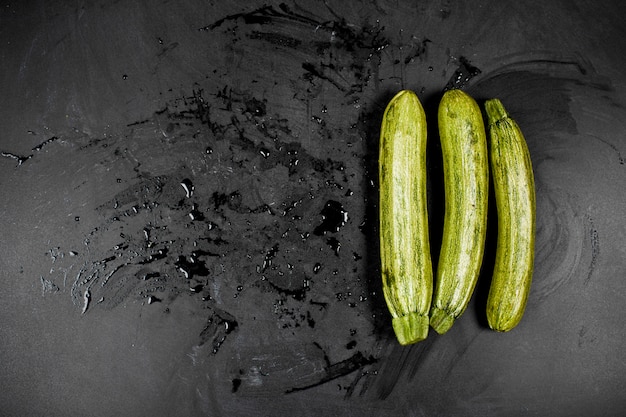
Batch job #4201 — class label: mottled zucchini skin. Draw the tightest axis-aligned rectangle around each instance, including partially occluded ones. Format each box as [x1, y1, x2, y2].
[379, 90, 433, 345]
[430, 89, 489, 334]
[485, 99, 536, 332]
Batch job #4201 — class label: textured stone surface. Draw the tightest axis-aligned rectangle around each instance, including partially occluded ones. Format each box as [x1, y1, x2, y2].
[1, 1, 626, 415]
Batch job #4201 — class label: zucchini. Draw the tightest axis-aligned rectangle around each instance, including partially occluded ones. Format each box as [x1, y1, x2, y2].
[485, 99, 535, 332]
[430, 89, 489, 334]
[379, 90, 433, 345]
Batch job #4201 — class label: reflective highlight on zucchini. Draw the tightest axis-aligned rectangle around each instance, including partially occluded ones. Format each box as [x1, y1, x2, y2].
[485, 99, 536, 332]
[430, 89, 489, 335]
[379, 90, 433, 345]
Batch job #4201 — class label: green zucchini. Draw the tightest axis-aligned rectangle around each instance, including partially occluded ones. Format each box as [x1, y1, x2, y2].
[379, 90, 433, 345]
[485, 99, 536, 332]
[430, 89, 489, 334]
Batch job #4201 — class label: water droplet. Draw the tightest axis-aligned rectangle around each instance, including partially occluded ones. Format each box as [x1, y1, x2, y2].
[147, 295, 161, 304]
[244, 96, 266, 117]
[81, 289, 90, 314]
[313, 200, 348, 236]
[260, 244, 279, 273]
[175, 254, 209, 279]
[189, 204, 204, 221]
[178, 265, 190, 279]
[181, 178, 194, 198]
[190, 284, 204, 293]
[140, 272, 160, 280]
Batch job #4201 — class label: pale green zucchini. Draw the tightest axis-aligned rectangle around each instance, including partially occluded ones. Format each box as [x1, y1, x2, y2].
[379, 89, 433, 345]
[485, 99, 536, 332]
[430, 89, 489, 334]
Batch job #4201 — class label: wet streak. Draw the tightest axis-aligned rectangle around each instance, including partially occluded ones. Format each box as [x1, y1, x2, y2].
[200, 3, 389, 100]
[444, 56, 482, 91]
[532, 185, 588, 300]
[371, 336, 437, 401]
[584, 214, 600, 286]
[285, 351, 377, 394]
[198, 307, 239, 354]
[0, 135, 58, 166]
[37, 75, 377, 381]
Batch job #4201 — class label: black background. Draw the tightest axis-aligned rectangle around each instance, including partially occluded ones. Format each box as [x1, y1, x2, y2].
[2, 1, 626, 416]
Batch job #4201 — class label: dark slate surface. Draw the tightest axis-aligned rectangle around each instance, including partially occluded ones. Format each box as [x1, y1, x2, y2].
[1, 1, 626, 416]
